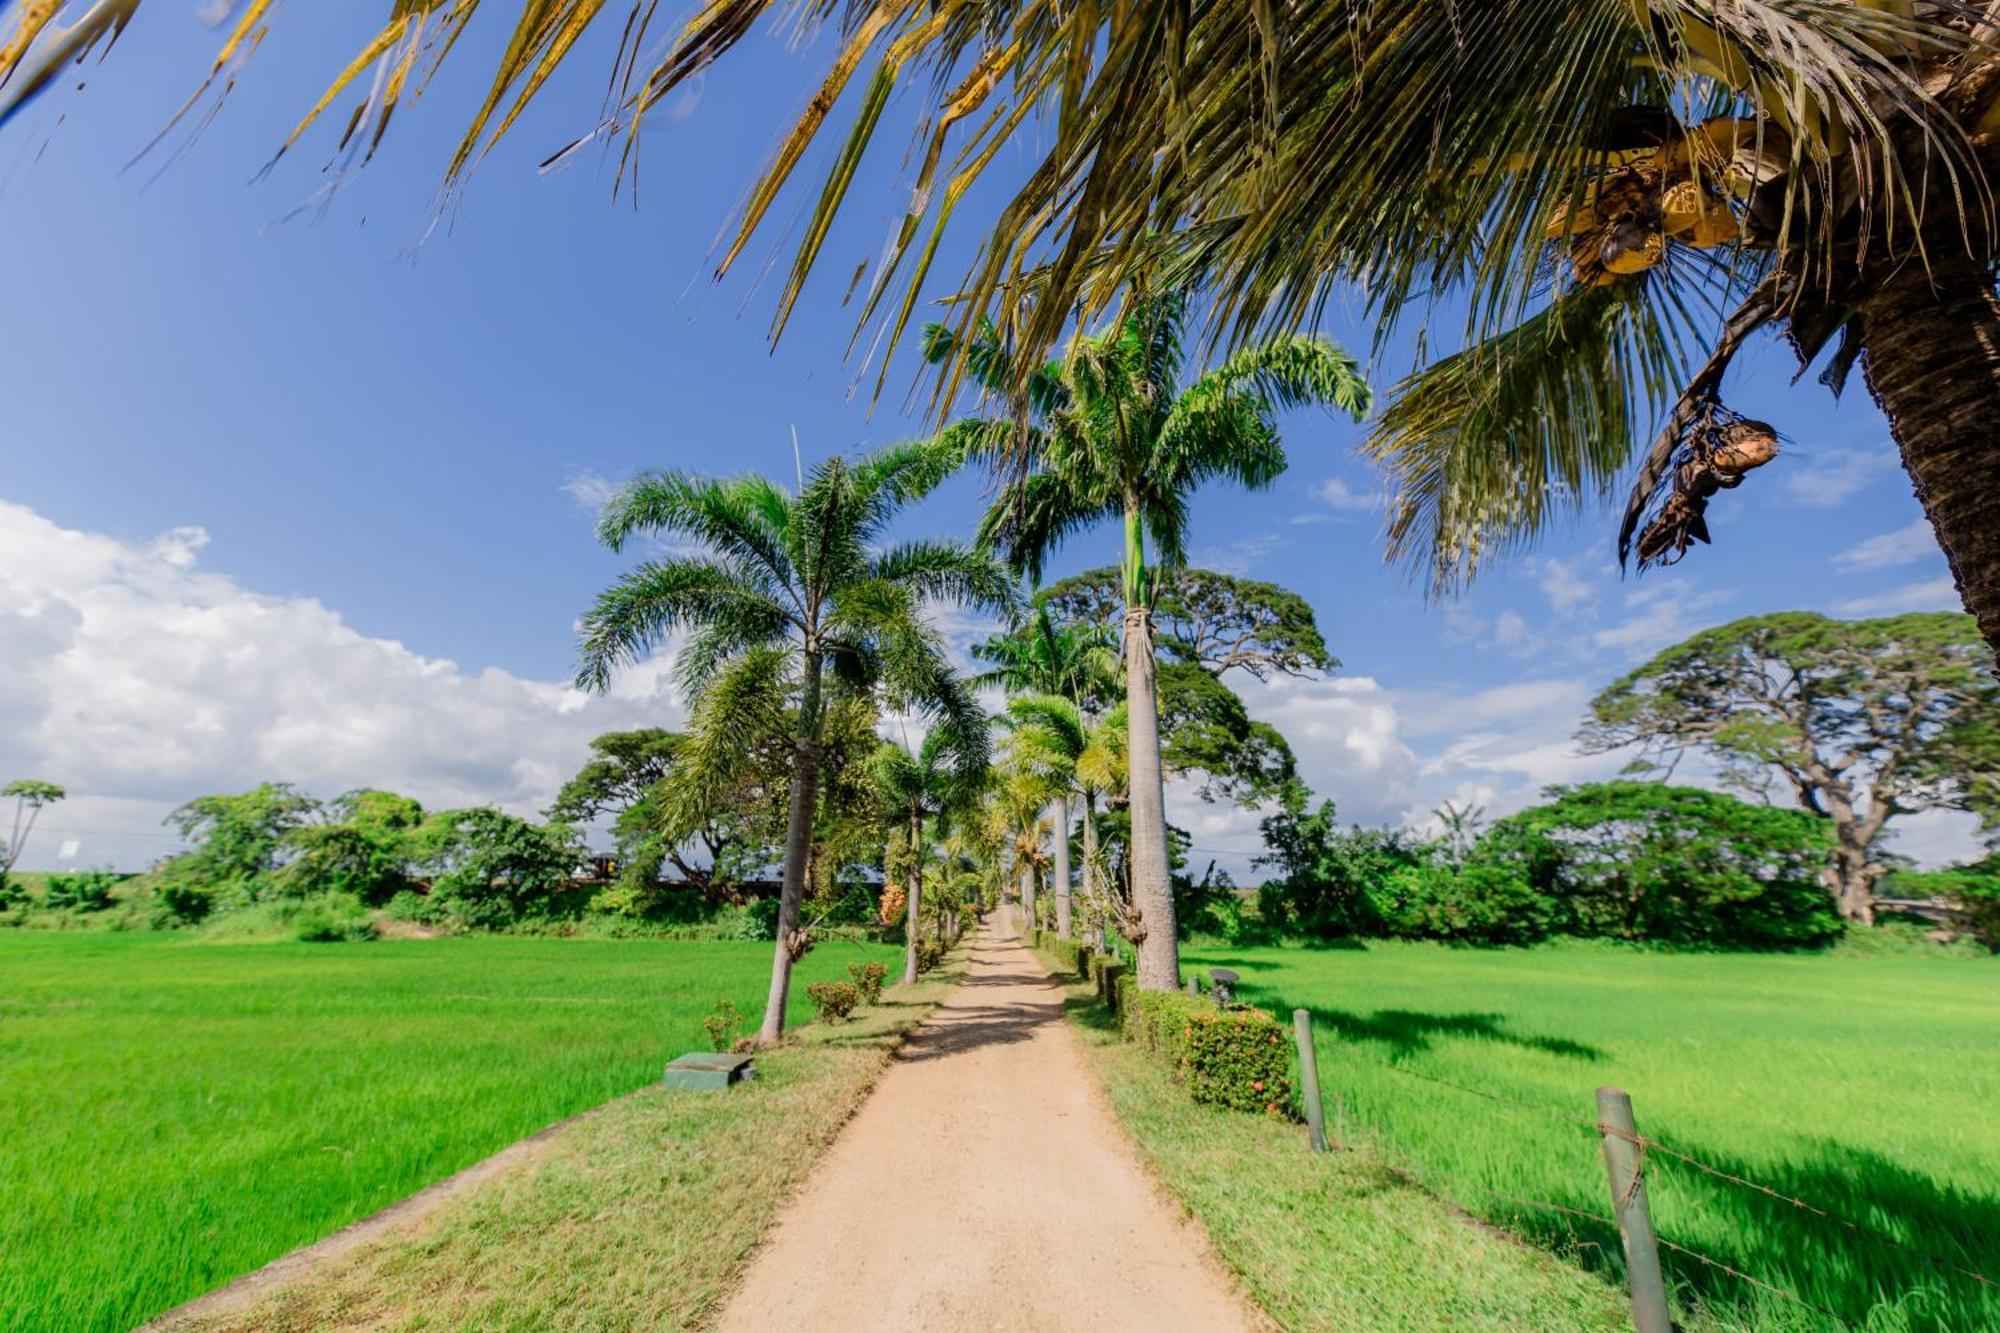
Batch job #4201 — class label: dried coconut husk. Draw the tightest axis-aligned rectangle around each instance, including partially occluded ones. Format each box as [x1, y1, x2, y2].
[1710, 420, 1779, 474]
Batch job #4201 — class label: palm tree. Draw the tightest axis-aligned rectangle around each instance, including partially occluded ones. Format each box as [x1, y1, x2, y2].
[575, 441, 1012, 1045]
[31, 7, 2000, 650]
[1000, 694, 1092, 943]
[935, 294, 1368, 989]
[975, 607, 1117, 939]
[869, 719, 987, 984]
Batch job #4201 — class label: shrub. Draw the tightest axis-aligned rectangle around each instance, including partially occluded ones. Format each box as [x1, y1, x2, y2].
[43, 868, 120, 913]
[738, 897, 782, 941]
[1090, 955, 1127, 1011]
[410, 808, 584, 928]
[1945, 876, 2000, 952]
[1369, 861, 1554, 946]
[915, 938, 943, 973]
[291, 893, 377, 943]
[1121, 988, 1293, 1115]
[1038, 933, 1089, 978]
[702, 998, 742, 1051]
[847, 961, 887, 1004]
[149, 881, 214, 928]
[805, 980, 859, 1023]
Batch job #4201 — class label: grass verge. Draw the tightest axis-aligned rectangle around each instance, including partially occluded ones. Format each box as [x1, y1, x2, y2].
[1031, 945, 1630, 1332]
[160, 943, 969, 1332]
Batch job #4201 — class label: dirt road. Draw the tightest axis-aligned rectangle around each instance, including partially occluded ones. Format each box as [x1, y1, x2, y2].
[714, 918, 1260, 1332]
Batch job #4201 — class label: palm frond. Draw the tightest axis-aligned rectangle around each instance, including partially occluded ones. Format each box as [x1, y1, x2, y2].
[574, 558, 789, 691]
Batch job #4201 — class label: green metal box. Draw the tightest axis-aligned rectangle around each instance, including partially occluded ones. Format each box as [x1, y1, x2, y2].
[662, 1052, 756, 1091]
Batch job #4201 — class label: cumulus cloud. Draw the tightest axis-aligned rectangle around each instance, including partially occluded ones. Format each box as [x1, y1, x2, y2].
[1833, 520, 1940, 573]
[1781, 446, 1896, 508]
[1537, 557, 1598, 617]
[1835, 576, 1961, 616]
[0, 501, 681, 870]
[1593, 578, 1731, 658]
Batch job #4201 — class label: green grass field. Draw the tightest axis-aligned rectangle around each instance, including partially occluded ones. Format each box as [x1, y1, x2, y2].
[0, 931, 898, 1333]
[1183, 941, 2000, 1331]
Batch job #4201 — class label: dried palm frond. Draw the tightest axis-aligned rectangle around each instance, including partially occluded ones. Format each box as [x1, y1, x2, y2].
[1631, 397, 1780, 568]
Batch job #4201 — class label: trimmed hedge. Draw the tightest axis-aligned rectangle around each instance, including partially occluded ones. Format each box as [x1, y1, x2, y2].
[1119, 985, 1293, 1116]
[1036, 930, 1091, 978]
[1090, 955, 1127, 1011]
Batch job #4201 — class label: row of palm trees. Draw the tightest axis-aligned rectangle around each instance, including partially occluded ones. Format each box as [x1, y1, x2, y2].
[577, 295, 1366, 1042]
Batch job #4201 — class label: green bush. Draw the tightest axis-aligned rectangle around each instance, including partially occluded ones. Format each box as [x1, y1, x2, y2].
[847, 961, 887, 1004]
[291, 894, 377, 943]
[1946, 877, 2000, 952]
[43, 868, 120, 913]
[739, 897, 782, 941]
[1091, 955, 1127, 1011]
[805, 980, 859, 1023]
[1368, 861, 1554, 945]
[149, 881, 213, 928]
[1121, 987, 1294, 1115]
[915, 938, 944, 973]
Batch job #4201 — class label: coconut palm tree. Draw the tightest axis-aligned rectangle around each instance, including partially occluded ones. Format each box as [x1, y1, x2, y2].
[868, 718, 987, 984]
[27, 6, 2000, 648]
[933, 293, 1367, 989]
[975, 607, 1117, 940]
[575, 441, 1012, 1044]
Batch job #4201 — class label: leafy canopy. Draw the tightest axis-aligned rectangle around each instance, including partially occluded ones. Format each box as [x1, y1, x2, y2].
[1036, 566, 1335, 682]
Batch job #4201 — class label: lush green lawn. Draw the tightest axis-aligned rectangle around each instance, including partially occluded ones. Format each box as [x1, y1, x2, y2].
[0, 931, 897, 1333]
[1184, 941, 2000, 1332]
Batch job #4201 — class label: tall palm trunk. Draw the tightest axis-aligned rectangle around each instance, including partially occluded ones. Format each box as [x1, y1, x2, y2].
[1857, 254, 2000, 661]
[758, 650, 824, 1046]
[903, 808, 923, 984]
[1051, 794, 1073, 938]
[1081, 790, 1106, 952]
[1020, 853, 1036, 934]
[1122, 498, 1179, 989]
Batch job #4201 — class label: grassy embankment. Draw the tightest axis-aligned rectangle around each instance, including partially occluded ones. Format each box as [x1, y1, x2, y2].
[1, 931, 927, 1332]
[1044, 939, 1998, 1332]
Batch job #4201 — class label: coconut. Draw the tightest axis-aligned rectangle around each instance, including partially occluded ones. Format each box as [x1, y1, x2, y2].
[1601, 225, 1664, 275]
[1660, 180, 1705, 235]
[1689, 202, 1738, 247]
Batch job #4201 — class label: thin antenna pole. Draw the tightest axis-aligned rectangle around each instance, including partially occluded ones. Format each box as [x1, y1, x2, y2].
[790, 424, 804, 491]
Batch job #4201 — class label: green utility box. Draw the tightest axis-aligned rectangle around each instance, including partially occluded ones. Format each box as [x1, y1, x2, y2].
[662, 1052, 757, 1091]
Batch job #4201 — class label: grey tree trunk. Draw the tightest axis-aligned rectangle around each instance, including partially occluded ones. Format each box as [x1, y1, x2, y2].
[1124, 606, 1179, 990]
[1081, 792, 1107, 953]
[1858, 255, 2000, 662]
[1020, 856, 1036, 935]
[903, 809, 922, 985]
[757, 651, 824, 1046]
[1051, 794, 1073, 938]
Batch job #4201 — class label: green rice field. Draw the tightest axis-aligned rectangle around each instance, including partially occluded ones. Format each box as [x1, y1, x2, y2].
[1185, 941, 2000, 1331]
[0, 931, 897, 1333]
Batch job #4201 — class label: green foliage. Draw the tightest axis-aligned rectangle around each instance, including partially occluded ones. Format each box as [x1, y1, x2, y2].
[914, 938, 944, 973]
[1475, 783, 1843, 948]
[1037, 931, 1091, 978]
[702, 998, 742, 1052]
[41, 867, 120, 914]
[1120, 988, 1294, 1116]
[1256, 789, 1425, 938]
[1889, 861, 2000, 952]
[163, 783, 321, 896]
[846, 961, 887, 1005]
[1157, 662, 1297, 806]
[290, 893, 377, 943]
[1368, 861, 1554, 946]
[1037, 566, 1337, 682]
[410, 808, 584, 929]
[1090, 954, 1127, 1010]
[278, 789, 425, 904]
[804, 980, 860, 1023]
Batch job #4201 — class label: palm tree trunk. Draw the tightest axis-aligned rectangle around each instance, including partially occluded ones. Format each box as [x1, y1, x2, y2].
[757, 650, 824, 1046]
[1081, 791, 1106, 952]
[1858, 254, 2000, 660]
[903, 808, 922, 985]
[1020, 854, 1036, 935]
[1124, 604, 1180, 990]
[1051, 794, 1073, 938]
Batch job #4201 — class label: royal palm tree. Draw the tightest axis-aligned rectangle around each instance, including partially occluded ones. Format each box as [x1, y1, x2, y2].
[934, 293, 1367, 989]
[975, 607, 1116, 940]
[1000, 694, 1091, 942]
[575, 441, 1012, 1044]
[869, 718, 987, 984]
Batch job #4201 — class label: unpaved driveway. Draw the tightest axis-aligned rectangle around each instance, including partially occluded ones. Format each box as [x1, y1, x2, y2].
[715, 919, 1260, 1332]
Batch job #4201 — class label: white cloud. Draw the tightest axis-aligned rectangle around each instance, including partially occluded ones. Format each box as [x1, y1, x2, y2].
[1782, 447, 1896, 508]
[1537, 557, 1598, 617]
[1833, 521, 1940, 573]
[1835, 576, 1961, 616]
[1190, 532, 1283, 575]
[1314, 477, 1378, 511]
[561, 470, 619, 514]
[1593, 578, 1731, 658]
[0, 501, 682, 870]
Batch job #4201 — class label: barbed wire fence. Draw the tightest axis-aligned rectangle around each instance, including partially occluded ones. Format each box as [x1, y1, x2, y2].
[1280, 1009, 1996, 1330]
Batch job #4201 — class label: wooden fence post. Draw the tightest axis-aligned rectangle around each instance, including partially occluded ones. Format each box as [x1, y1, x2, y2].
[1596, 1086, 1672, 1333]
[1293, 1009, 1327, 1153]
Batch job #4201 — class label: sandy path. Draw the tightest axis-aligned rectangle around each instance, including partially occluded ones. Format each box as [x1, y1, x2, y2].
[714, 918, 1260, 1333]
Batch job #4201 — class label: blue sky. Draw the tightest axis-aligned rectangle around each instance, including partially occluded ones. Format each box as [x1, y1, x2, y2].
[0, 3, 1973, 874]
